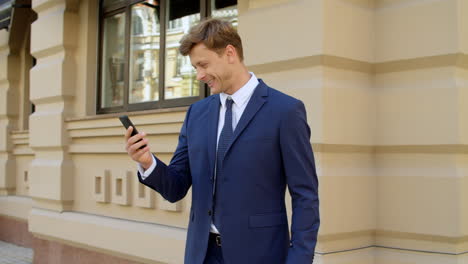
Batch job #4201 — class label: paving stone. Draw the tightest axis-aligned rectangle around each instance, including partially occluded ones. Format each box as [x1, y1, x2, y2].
[0, 241, 33, 264]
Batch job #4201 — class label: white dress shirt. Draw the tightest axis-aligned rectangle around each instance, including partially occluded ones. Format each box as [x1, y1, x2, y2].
[138, 72, 259, 233]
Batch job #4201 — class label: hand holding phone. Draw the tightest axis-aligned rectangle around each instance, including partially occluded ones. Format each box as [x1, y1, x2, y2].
[119, 115, 147, 149]
[120, 115, 153, 169]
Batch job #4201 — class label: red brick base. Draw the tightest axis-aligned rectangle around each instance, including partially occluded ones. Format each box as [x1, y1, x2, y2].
[0, 215, 35, 248]
[0, 215, 145, 264]
[32, 238, 145, 264]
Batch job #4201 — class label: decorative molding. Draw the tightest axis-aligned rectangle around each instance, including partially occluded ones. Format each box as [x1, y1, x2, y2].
[11, 131, 29, 145]
[68, 143, 468, 157]
[248, 55, 373, 75]
[374, 144, 468, 154]
[312, 143, 468, 154]
[248, 53, 468, 75]
[11, 131, 33, 156]
[32, 197, 73, 212]
[23, 171, 29, 190]
[0, 196, 32, 220]
[65, 107, 188, 122]
[375, 230, 468, 244]
[158, 196, 182, 212]
[134, 176, 155, 209]
[374, 53, 468, 74]
[66, 111, 186, 132]
[94, 170, 111, 203]
[313, 144, 375, 153]
[29, 208, 186, 264]
[317, 229, 468, 255]
[94, 169, 183, 211]
[112, 171, 132, 206]
[12, 148, 34, 156]
[67, 123, 182, 139]
[68, 144, 175, 155]
[319, 229, 375, 242]
[66, 113, 184, 155]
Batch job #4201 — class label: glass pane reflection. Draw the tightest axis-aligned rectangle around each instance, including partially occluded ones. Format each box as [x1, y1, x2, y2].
[129, 3, 160, 104]
[164, 2, 200, 100]
[211, 0, 237, 25]
[101, 13, 126, 108]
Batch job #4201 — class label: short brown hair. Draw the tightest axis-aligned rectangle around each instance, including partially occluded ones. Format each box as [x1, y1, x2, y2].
[179, 18, 244, 61]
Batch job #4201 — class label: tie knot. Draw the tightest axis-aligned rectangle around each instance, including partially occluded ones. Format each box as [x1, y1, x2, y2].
[226, 98, 234, 110]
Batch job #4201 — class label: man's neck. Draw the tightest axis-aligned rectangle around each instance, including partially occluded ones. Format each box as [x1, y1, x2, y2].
[225, 67, 251, 95]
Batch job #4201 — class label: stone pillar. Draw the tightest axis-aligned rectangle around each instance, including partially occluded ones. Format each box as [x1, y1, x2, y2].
[242, 0, 468, 263]
[318, 1, 376, 263]
[242, 0, 376, 263]
[29, 0, 79, 211]
[374, 1, 468, 263]
[0, 30, 19, 195]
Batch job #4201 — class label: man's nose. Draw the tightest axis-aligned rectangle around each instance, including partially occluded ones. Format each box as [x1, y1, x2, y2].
[196, 71, 205, 81]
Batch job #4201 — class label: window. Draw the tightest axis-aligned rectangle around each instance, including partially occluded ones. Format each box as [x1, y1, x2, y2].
[98, 0, 238, 114]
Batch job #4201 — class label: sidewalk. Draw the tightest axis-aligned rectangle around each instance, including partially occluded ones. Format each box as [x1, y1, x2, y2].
[0, 241, 33, 264]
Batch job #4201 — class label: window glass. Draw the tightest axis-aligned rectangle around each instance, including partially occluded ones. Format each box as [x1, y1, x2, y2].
[101, 13, 126, 108]
[129, 3, 160, 104]
[98, 0, 239, 113]
[211, 0, 237, 25]
[164, 0, 200, 100]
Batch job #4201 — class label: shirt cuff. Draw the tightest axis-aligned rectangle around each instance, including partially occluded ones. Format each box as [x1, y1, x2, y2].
[137, 155, 157, 180]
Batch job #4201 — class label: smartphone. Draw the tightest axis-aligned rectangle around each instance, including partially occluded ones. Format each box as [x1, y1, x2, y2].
[119, 115, 147, 149]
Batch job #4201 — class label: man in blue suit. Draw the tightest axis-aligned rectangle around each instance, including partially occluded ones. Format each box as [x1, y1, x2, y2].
[125, 18, 319, 264]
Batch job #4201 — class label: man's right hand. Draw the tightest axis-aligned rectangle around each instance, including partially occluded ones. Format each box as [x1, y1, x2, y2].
[125, 127, 153, 170]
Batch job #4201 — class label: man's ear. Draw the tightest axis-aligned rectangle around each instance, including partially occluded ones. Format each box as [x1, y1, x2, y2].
[225, 44, 237, 63]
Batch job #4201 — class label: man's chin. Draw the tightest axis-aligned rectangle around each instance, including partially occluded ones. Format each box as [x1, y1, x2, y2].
[209, 87, 221, 94]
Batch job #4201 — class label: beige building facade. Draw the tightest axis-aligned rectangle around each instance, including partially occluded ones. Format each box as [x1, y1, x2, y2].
[1, 0, 468, 263]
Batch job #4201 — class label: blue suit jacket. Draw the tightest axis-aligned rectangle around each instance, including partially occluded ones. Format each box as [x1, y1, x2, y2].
[139, 80, 319, 264]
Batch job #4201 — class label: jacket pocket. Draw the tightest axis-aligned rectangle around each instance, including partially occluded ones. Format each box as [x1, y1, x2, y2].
[249, 212, 287, 228]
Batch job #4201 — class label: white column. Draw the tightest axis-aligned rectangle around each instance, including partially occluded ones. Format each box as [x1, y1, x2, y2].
[29, 0, 79, 211]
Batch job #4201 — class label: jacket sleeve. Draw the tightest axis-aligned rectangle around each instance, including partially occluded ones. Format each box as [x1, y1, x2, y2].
[280, 101, 320, 264]
[137, 106, 193, 203]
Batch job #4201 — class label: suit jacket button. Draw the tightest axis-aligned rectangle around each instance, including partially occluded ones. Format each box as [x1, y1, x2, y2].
[208, 210, 212, 216]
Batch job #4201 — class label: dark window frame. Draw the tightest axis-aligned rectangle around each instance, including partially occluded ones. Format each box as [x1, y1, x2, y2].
[96, 0, 212, 114]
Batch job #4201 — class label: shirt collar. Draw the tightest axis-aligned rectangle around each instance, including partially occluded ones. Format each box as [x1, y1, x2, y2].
[219, 72, 259, 108]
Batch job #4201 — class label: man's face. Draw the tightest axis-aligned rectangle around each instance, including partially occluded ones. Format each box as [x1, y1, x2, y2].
[189, 43, 233, 94]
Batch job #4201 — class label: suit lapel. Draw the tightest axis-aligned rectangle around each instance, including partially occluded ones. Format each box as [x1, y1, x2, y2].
[207, 95, 220, 180]
[223, 80, 269, 159]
